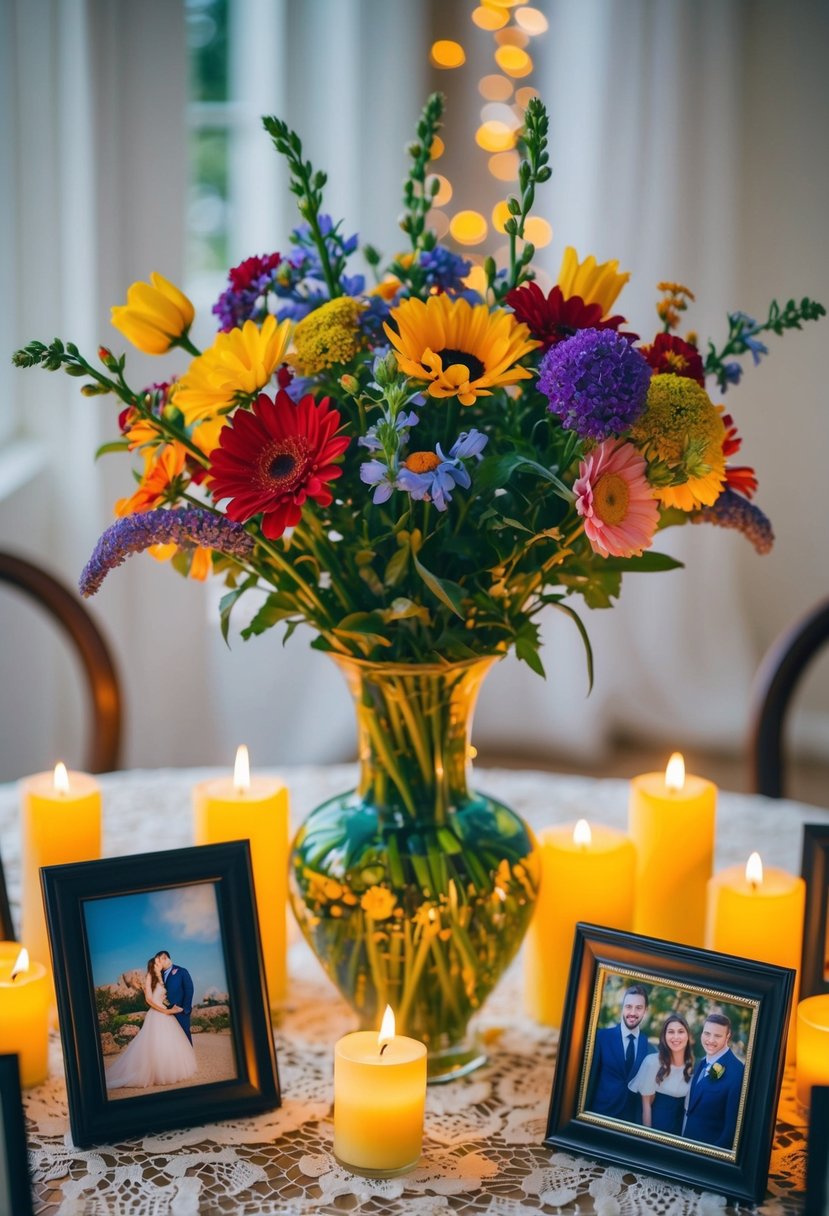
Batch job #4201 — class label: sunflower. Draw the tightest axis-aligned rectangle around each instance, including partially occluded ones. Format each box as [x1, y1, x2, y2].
[557, 247, 630, 317]
[210, 390, 349, 539]
[384, 295, 539, 406]
[175, 315, 293, 447]
[631, 374, 726, 511]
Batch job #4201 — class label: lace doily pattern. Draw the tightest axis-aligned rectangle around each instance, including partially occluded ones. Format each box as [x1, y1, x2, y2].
[0, 768, 821, 1215]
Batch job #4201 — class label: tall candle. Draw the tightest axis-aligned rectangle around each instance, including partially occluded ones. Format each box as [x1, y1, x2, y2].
[628, 752, 716, 946]
[796, 995, 829, 1107]
[524, 819, 636, 1027]
[21, 764, 101, 975]
[193, 746, 289, 1005]
[334, 1005, 427, 1176]
[0, 944, 50, 1087]
[707, 852, 805, 1062]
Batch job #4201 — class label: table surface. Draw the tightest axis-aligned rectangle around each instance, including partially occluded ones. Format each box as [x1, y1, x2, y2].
[0, 766, 824, 1216]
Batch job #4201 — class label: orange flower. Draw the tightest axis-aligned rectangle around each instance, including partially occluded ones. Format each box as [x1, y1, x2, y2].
[115, 444, 186, 517]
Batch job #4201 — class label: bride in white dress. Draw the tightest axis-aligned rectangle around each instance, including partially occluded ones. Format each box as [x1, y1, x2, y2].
[105, 956, 197, 1090]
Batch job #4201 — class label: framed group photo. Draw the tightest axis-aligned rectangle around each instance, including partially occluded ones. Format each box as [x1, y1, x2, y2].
[546, 924, 794, 1205]
[41, 841, 280, 1147]
[801, 824, 829, 999]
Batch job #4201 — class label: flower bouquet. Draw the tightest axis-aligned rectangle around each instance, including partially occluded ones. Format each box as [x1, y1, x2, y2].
[14, 94, 823, 1076]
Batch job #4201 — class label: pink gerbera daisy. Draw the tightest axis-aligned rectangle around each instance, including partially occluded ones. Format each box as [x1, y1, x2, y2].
[574, 440, 659, 558]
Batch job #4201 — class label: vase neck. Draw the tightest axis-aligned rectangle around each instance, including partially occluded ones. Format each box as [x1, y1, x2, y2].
[332, 656, 497, 824]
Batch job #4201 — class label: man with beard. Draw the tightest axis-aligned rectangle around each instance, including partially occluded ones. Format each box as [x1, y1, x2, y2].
[586, 983, 655, 1123]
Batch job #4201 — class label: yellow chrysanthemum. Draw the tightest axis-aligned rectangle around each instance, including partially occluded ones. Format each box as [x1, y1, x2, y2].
[631, 373, 726, 511]
[360, 886, 397, 920]
[557, 246, 630, 317]
[385, 295, 539, 406]
[290, 297, 366, 375]
[111, 273, 195, 355]
[175, 315, 293, 432]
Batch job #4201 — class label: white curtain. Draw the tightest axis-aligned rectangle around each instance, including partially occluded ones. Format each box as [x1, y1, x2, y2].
[2, 0, 827, 779]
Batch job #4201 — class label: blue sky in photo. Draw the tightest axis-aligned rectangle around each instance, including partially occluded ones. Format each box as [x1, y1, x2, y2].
[83, 882, 230, 1003]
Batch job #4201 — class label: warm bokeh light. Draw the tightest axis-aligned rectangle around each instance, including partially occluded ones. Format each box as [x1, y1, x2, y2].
[463, 264, 489, 296]
[523, 216, 553, 248]
[467, 744, 478, 760]
[487, 0, 521, 7]
[53, 761, 69, 794]
[429, 135, 445, 160]
[495, 28, 530, 49]
[472, 4, 508, 30]
[665, 752, 686, 792]
[479, 73, 514, 101]
[233, 743, 251, 793]
[495, 45, 533, 77]
[573, 819, 592, 848]
[378, 1004, 396, 1048]
[475, 121, 517, 152]
[430, 39, 466, 69]
[491, 200, 512, 234]
[515, 5, 549, 34]
[11, 948, 29, 979]
[429, 175, 453, 206]
[515, 85, 540, 109]
[745, 851, 764, 887]
[450, 210, 488, 245]
[426, 208, 450, 238]
[481, 101, 521, 129]
[488, 150, 520, 181]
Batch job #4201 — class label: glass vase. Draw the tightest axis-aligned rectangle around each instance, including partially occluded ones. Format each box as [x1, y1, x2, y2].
[289, 654, 540, 1081]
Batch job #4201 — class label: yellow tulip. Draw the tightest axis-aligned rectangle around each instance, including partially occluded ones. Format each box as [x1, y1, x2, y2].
[557, 247, 630, 317]
[111, 273, 195, 355]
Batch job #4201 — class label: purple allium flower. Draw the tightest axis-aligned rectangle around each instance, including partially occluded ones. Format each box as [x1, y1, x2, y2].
[79, 509, 254, 596]
[538, 329, 652, 440]
[690, 489, 774, 554]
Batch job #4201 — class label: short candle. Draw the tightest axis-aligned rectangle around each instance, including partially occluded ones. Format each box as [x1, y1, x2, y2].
[21, 763, 102, 978]
[629, 752, 716, 946]
[194, 746, 290, 1006]
[796, 995, 829, 1107]
[334, 1005, 427, 1177]
[524, 819, 636, 1028]
[706, 852, 805, 1062]
[0, 944, 50, 1087]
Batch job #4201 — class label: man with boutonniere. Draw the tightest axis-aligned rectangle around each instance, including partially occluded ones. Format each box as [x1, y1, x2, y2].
[586, 984, 656, 1124]
[682, 1012, 745, 1149]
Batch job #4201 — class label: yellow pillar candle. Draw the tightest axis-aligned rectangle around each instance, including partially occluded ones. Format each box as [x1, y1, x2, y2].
[628, 752, 716, 946]
[524, 819, 636, 1028]
[193, 746, 289, 1006]
[0, 945, 50, 1087]
[334, 1006, 427, 1177]
[795, 995, 829, 1107]
[706, 852, 805, 1062]
[21, 763, 102, 976]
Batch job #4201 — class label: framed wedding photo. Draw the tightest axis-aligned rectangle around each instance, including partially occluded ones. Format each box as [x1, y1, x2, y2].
[41, 841, 280, 1147]
[546, 924, 794, 1205]
[0, 1054, 34, 1216]
[801, 825, 829, 999]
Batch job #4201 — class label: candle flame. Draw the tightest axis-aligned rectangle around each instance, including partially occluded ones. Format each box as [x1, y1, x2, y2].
[573, 818, 592, 848]
[745, 851, 764, 887]
[233, 745, 250, 794]
[378, 1004, 395, 1054]
[665, 752, 685, 792]
[53, 761, 69, 794]
[11, 948, 28, 980]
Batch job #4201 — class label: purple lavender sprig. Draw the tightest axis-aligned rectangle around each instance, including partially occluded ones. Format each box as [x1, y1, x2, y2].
[690, 489, 774, 554]
[80, 508, 255, 596]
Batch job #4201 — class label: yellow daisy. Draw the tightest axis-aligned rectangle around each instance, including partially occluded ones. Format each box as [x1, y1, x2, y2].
[175, 315, 293, 430]
[631, 374, 726, 511]
[557, 246, 630, 317]
[385, 295, 539, 406]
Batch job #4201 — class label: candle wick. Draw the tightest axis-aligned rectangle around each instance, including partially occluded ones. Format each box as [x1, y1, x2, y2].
[379, 1042, 389, 1057]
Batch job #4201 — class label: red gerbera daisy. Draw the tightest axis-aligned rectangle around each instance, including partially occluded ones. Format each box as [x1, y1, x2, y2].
[720, 412, 757, 498]
[641, 333, 705, 386]
[210, 391, 349, 539]
[505, 282, 633, 351]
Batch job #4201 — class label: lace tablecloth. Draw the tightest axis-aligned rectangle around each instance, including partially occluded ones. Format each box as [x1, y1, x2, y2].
[0, 766, 824, 1216]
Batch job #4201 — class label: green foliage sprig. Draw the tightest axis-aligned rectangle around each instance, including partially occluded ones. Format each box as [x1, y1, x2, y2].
[704, 297, 825, 393]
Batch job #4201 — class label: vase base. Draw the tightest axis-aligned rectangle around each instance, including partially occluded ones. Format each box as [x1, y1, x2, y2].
[427, 1035, 487, 1084]
[333, 1154, 420, 1178]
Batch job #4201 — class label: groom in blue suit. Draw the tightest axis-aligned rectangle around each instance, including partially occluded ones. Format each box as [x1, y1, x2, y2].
[586, 984, 655, 1123]
[683, 1012, 745, 1149]
[155, 951, 194, 1043]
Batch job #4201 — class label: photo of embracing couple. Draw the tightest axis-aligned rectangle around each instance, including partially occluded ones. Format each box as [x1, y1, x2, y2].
[585, 980, 750, 1152]
[104, 951, 196, 1091]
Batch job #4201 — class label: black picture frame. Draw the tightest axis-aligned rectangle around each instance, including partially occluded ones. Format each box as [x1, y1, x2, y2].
[41, 841, 280, 1148]
[806, 1086, 829, 1216]
[0, 848, 14, 941]
[0, 1054, 34, 1216]
[545, 924, 794, 1206]
[801, 825, 829, 999]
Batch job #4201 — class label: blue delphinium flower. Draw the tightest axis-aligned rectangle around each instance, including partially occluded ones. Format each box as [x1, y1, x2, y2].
[690, 489, 774, 554]
[722, 361, 743, 387]
[360, 458, 398, 505]
[729, 312, 769, 365]
[359, 411, 419, 453]
[397, 430, 488, 512]
[419, 246, 472, 294]
[538, 329, 652, 440]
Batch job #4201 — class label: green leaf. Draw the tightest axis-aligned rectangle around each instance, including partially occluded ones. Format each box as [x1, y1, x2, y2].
[515, 630, 546, 678]
[412, 553, 466, 618]
[333, 612, 393, 654]
[381, 597, 431, 625]
[384, 543, 410, 587]
[94, 440, 130, 460]
[240, 590, 298, 641]
[218, 576, 256, 645]
[550, 600, 594, 693]
[601, 551, 684, 573]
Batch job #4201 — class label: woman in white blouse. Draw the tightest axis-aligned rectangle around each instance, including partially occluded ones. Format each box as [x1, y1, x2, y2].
[628, 1012, 694, 1135]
